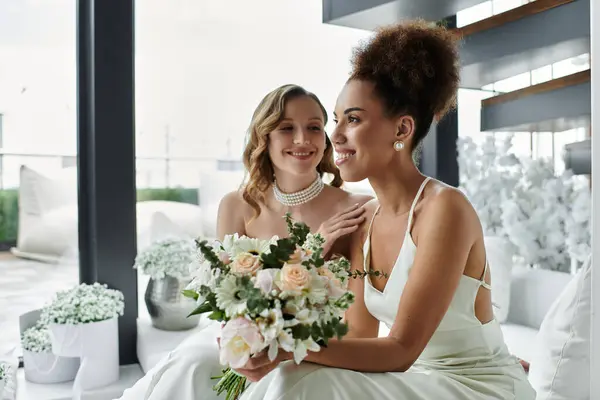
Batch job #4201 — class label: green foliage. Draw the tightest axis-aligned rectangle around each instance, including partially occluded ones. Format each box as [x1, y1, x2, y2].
[284, 213, 310, 245]
[350, 268, 388, 280]
[0, 189, 18, 243]
[181, 289, 199, 301]
[290, 317, 350, 346]
[136, 187, 198, 205]
[196, 239, 227, 271]
[188, 301, 212, 317]
[260, 239, 296, 269]
[259, 213, 314, 269]
[302, 247, 325, 269]
[235, 276, 270, 315]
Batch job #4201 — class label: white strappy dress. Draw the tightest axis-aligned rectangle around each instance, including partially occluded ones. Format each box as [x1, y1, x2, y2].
[236, 177, 536, 400]
[118, 177, 536, 400]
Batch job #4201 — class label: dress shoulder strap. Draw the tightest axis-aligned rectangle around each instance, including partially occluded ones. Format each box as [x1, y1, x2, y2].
[366, 204, 380, 239]
[406, 177, 431, 233]
[479, 260, 492, 290]
[362, 204, 380, 272]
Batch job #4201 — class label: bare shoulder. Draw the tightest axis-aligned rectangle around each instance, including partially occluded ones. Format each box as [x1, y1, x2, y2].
[219, 190, 246, 212]
[417, 181, 479, 234]
[326, 185, 373, 208]
[217, 190, 251, 238]
[423, 182, 473, 214]
[347, 192, 374, 207]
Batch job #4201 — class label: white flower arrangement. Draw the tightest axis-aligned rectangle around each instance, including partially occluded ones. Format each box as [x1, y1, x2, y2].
[21, 325, 52, 353]
[458, 135, 521, 237]
[133, 237, 196, 280]
[41, 282, 125, 325]
[459, 133, 591, 273]
[183, 214, 362, 399]
[0, 362, 8, 381]
[564, 179, 591, 265]
[501, 158, 572, 271]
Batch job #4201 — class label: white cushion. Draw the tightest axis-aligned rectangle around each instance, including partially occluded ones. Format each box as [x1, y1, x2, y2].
[14, 206, 79, 262]
[15, 166, 208, 260]
[506, 267, 573, 329]
[17, 166, 78, 255]
[18, 165, 78, 215]
[528, 256, 591, 400]
[484, 236, 513, 323]
[13, 199, 204, 262]
[136, 201, 204, 251]
[199, 171, 245, 239]
[500, 323, 538, 363]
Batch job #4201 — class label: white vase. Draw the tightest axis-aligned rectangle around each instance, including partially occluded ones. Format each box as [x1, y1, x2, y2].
[0, 379, 5, 399]
[49, 317, 119, 396]
[22, 349, 79, 384]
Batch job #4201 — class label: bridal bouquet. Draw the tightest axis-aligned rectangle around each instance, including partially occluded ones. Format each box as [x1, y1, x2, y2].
[183, 214, 355, 400]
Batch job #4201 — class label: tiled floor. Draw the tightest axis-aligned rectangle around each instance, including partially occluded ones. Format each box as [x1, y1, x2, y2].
[0, 254, 78, 360]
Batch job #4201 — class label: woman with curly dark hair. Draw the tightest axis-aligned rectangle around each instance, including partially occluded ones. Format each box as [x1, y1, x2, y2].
[235, 21, 536, 399]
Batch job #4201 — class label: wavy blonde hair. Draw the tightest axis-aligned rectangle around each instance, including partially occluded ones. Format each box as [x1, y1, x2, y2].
[242, 84, 343, 219]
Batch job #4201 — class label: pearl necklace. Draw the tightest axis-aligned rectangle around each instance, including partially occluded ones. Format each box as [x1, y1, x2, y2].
[273, 175, 324, 207]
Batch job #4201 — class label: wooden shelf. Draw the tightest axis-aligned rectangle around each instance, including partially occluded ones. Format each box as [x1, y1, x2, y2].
[455, 0, 575, 37]
[482, 69, 590, 107]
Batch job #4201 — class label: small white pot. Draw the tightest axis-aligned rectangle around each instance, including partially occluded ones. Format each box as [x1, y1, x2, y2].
[49, 318, 119, 392]
[0, 379, 5, 398]
[49, 322, 83, 357]
[22, 349, 79, 384]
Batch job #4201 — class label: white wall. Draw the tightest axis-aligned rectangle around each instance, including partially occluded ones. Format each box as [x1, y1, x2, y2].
[591, 0, 599, 397]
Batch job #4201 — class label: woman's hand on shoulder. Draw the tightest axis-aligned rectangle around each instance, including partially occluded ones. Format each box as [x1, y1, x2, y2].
[216, 190, 247, 240]
[317, 195, 370, 257]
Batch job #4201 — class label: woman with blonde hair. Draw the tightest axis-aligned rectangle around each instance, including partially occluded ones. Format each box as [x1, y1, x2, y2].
[118, 84, 371, 399]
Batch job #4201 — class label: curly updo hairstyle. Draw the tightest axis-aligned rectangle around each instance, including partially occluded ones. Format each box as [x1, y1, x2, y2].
[350, 20, 460, 152]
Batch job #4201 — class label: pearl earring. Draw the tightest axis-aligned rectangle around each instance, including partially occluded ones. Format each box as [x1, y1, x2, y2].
[393, 140, 404, 151]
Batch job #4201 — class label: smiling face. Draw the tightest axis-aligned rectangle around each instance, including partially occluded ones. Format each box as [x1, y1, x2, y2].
[268, 95, 327, 178]
[331, 79, 409, 182]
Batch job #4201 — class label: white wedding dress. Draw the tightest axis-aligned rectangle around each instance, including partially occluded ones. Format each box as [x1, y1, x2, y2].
[118, 177, 535, 400]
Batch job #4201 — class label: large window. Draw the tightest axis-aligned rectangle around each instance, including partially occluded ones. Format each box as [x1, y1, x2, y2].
[135, 0, 373, 196]
[133, 1, 374, 312]
[0, 0, 77, 355]
[457, 0, 533, 27]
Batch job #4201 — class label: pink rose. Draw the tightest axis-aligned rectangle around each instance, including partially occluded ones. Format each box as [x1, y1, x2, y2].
[317, 267, 336, 280]
[230, 252, 262, 275]
[317, 267, 345, 299]
[219, 317, 264, 369]
[218, 251, 231, 264]
[254, 269, 279, 294]
[278, 263, 312, 293]
[287, 246, 311, 264]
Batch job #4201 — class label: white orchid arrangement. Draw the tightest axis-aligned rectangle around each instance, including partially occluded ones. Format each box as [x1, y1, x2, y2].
[563, 178, 591, 266]
[21, 325, 52, 353]
[459, 134, 591, 273]
[133, 237, 196, 280]
[183, 214, 367, 400]
[0, 362, 8, 381]
[501, 158, 572, 270]
[42, 282, 125, 325]
[458, 134, 521, 237]
[0, 361, 13, 392]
